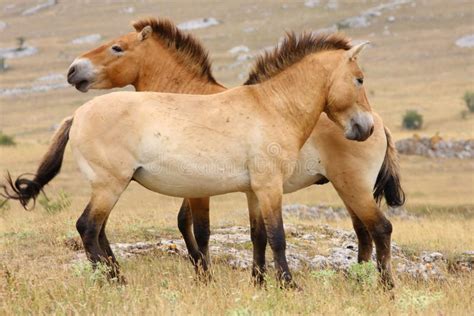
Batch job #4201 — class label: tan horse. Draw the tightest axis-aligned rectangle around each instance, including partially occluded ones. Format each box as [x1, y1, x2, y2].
[66, 19, 402, 288]
[3, 27, 375, 287]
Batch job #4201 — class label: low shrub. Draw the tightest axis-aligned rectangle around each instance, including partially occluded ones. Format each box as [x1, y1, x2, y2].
[463, 91, 474, 113]
[0, 131, 15, 146]
[402, 110, 423, 130]
[347, 262, 378, 289]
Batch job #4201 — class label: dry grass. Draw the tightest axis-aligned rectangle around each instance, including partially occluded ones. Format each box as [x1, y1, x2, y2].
[1, 200, 473, 315]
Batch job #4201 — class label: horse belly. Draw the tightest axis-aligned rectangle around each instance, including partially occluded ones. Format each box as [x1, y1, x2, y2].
[133, 159, 251, 198]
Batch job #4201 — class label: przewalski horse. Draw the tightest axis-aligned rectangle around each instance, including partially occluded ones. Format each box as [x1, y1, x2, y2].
[3, 29, 376, 287]
[3, 19, 403, 288]
[67, 19, 403, 288]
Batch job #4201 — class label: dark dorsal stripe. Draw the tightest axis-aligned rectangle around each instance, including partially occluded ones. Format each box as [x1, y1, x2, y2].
[133, 18, 217, 84]
[245, 32, 352, 85]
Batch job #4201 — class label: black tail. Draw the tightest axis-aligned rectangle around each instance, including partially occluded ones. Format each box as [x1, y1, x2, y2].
[373, 126, 406, 207]
[1, 117, 73, 209]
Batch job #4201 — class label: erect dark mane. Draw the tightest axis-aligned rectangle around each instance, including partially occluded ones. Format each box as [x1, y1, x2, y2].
[244, 32, 352, 85]
[133, 17, 216, 84]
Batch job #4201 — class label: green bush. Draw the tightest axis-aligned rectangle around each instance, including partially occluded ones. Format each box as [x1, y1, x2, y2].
[311, 269, 336, 287]
[0, 131, 15, 146]
[402, 110, 423, 130]
[38, 191, 71, 214]
[71, 261, 110, 285]
[348, 262, 378, 289]
[463, 91, 474, 113]
[397, 289, 442, 311]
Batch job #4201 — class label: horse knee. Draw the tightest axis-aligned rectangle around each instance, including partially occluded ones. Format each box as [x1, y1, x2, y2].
[371, 218, 392, 239]
[76, 204, 91, 236]
[76, 204, 100, 246]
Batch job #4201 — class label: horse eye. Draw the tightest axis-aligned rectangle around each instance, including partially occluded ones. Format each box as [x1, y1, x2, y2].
[356, 78, 364, 85]
[111, 45, 123, 53]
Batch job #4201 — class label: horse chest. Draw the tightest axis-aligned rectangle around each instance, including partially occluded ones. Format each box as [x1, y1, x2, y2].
[282, 143, 326, 193]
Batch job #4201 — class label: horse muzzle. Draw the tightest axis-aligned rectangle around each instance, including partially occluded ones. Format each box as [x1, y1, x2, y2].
[67, 58, 96, 92]
[344, 112, 374, 142]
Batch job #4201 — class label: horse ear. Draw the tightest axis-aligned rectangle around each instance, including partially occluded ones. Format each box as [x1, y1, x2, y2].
[347, 41, 370, 60]
[138, 25, 153, 41]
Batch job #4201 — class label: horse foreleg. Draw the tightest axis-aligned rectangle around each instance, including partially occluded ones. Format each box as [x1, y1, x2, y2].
[250, 176, 296, 288]
[246, 192, 267, 286]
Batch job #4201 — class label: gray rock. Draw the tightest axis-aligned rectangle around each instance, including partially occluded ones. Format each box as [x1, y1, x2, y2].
[396, 137, 474, 159]
[0, 73, 68, 97]
[336, 0, 412, 29]
[0, 46, 38, 59]
[69, 220, 470, 281]
[22, 0, 56, 16]
[71, 34, 102, 45]
[304, 0, 320, 8]
[178, 18, 220, 31]
[228, 45, 250, 55]
[338, 16, 370, 29]
[456, 35, 474, 48]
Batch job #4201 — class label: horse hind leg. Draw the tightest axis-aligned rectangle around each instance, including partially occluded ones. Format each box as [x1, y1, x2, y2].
[177, 198, 211, 281]
[355, 203, 394, 289]
[177, 199, 200, 267]
[76, 184, 127, 283]
[370, 213, 394, 289]
[347, 208, 373, 262]
[191, 198, 211, 278]
[334, 183, 395, 289]
[98, 215, 121, 277]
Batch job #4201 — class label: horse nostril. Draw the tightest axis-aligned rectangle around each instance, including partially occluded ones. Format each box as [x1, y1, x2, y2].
[354, 123, 362, 135]
[67, 66, 76, 80]
[369, 125, 374, 136]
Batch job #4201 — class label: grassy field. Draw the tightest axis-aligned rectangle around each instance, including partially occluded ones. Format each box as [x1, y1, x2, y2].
[1, 0, 473, 315]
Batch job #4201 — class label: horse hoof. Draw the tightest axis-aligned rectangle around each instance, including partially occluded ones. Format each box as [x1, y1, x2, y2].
[282, 280, 302, 291]
[109, 274, 127, 285]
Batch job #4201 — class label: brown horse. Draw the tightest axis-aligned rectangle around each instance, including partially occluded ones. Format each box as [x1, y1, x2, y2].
[67, 18, 402, 288]
[3, 27, 375, 287]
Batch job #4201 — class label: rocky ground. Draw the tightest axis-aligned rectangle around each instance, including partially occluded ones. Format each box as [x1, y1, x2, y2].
[396, 135, 474, 159]
[69, 205, 473, 281]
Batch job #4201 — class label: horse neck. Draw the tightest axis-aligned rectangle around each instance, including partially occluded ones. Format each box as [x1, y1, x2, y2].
[256, 55, 332, 145]
[133, 41, 225, 95]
